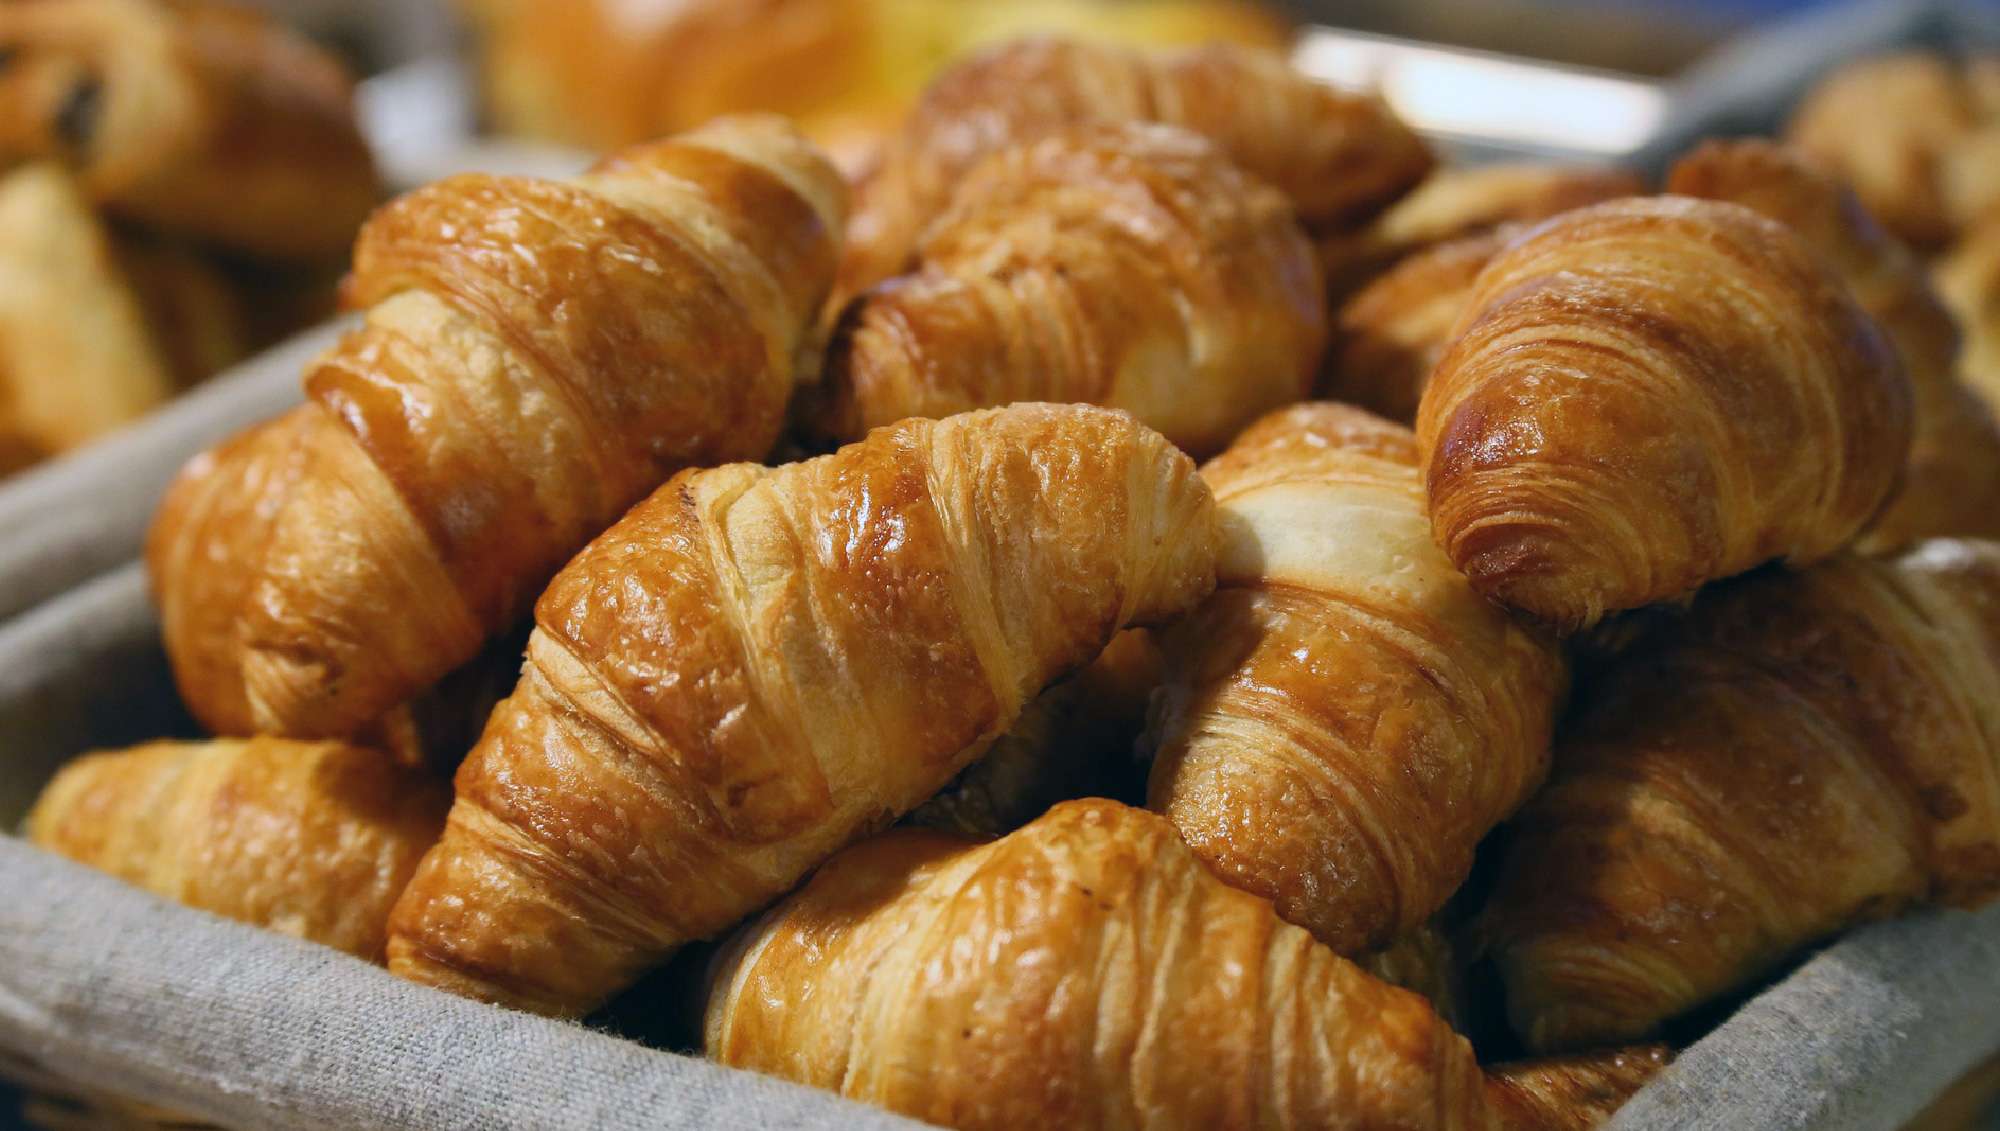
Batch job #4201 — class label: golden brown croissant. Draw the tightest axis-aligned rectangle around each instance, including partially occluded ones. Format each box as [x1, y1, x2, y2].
[387, 403, 1218, 1017]
[0, 0, 379, 262]
[27, 737, 449, 961]
[841, 35, 1432, 303]
[1668, 138, 2000, 550]
[146, 116, 847, 749]
[1787, 52, 2000, 250]
[1326, 228, 1508, 424]
[1358, 921, 1467, 1031]
[1485, 1047, 1673, 1131]
[704, 799, 1492, 1131]
[0, 162, 175, 456]
[812, 122, 1327, 454]
[1481, 539, 2000, 1051]
[908, 627, 1162, 838]
[1417, 196, 1912, 632]
[1317, 162, 1641, 299]
[1147, 403, 1567, 954]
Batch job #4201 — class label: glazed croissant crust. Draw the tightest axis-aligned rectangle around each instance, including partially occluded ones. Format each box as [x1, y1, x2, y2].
[387, 403, 1217, 1017]
[0, 0, 378, 262]
[1486, 1047, 1674, 1131]
[705, 799, 1492, 1131]
[840, 35, 1431, 302]
[1147, 403, 1567, 953]
[1668, 138, 2000, 550]
[27, 737, 448, 961]
[146, 116, 846, 750]
[814, 121, 1327, 455]
[1325, 228, 1508, 425]
[1481, 539, 2000, 1051]
[1417, 196, 1912, 631]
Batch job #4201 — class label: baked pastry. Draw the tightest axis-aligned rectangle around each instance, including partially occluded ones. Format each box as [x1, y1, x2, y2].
[1486, 1047, 1674, 1131]
[1317, 162, 1641, 299]
[907, 628, 1161, 838]
[0, 162, 175, 456]
[387, 403, 1218, 1017]
[1417, 196, 1911, 632]
[1326, 228, 1509, 424]
[1147, 403, 1566, 952]
[1669, 138, 2000, 549]
[113, 230, 247, 389]
[146, 116, 846, 750]
[812, 122, 1326, 455]
[1357, 922, 1466, 1031]
[841, 35, 1431, 304]
[704, 799, 1492, 1131]
[0, 0, 379, 262]
[27, 737, 449, 961]
[1787, 52, 2000, 250]
[1481, 539, 2000, 1051]
[458, 0, 1284, 164]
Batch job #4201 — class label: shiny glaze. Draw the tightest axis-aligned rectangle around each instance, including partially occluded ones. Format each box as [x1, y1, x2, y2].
[1417, 196, 1913, 632]
[1484, 1047, 1673, 1131]
[1148, 403, 1566, 954]
[706, 799, 1493, 1131]
[1483, 539, 2000, 1050]
[819, 121, 1326, 454]
[1330, 227, 1509, 424]
[147, 116, 847, 744]
[386, 403, 1217, 1016]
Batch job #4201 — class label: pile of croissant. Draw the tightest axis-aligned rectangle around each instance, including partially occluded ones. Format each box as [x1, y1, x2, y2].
[23, 32, 2000, 1131]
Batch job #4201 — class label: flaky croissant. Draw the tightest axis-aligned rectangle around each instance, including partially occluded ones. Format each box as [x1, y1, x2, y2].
[1485, 1047, 1673, 1131]
[1936, 212, 2000, 418]
[147, 116, 846, 750]
[1417, 196, 1912, 632]
[0, 162, 175, 456]
[840, 35, 1431, 303]
[27, 737, 449, 961]
[812, 122, 1326, 454]
[0, 0, 378, 262]
[705, 799, 1491, 1131]
[1316, 162, 1641, 300]
[1326, 228, 1508, 424]
[1146, 403, 1566, 954]
[387, 403, 1217, 1017]
[1481, 539, 2000, 1051]
[1668, 138, 2000, 550]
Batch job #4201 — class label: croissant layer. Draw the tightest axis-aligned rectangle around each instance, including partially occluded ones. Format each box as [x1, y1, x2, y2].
[1417, 196, 1912, 631]
[28, 737, 448, 961]
[387, 403, 1217, 1016]
[1148, 403, 1566, 953]
[705, 799, 1492, 1131]
[147, 116, 846, 747]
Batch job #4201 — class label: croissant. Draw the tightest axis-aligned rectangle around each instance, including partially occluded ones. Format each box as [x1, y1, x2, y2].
[1147, 403, 1567, 954]
[1317, 162, 1641, 299]
[1485, 1047, 1673, 1131]
[1358, 921, 1466, 1031]
[704, 799, 1491, 1131]
[386, 403, 1217, 1016]
[1417, 196, 1912, 632]
[0, 162, 175, 456]
[1326, 228, 1508, 424]
[0, 0, 378, 262]
[1668, 138, 2000, 549]
[1480, 539, 2000, 1051]
[840, 35, 1432, 303]
[811, 122, 1327, 455]
[113, 229, 247, 390]
[908, 627, 1162, 838]
[26, 737, 449, 961]
[146, 116, 846, 750]
[1787, 52, 2000, 250]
